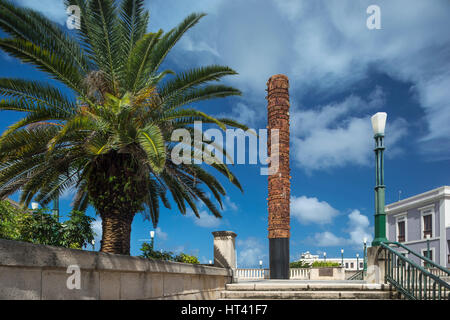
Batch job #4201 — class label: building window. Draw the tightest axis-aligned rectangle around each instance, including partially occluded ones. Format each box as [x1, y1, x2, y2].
[423, 214, 432, 238]
[345, 263, 349, 268]
[420, 205, 435, 240]
[422, 249, 433, 267]
[359, 262, 363, 269]
[350, 262, 354, 268]
[397, 220, 405, 242]
[395, 214, 407, 243]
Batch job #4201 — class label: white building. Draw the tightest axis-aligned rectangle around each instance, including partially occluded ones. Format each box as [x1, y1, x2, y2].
[386, 186, 450, 267]
[298, 251, 363, 271]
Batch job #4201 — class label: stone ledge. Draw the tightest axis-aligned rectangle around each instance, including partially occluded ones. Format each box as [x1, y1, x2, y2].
[0, 239, 232, 277]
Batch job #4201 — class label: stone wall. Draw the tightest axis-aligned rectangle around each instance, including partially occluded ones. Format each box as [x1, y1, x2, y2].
[0, 239, 232, 300]
[309, 267, 346, 280]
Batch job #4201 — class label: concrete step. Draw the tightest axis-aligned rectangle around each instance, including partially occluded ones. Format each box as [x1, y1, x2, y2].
[226, 282, 391, 292]
[221, 281, 397, 300]
[220, 290, 394, 300]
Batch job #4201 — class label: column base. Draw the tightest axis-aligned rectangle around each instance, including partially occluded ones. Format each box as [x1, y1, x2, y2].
[269, 238, 289, 279]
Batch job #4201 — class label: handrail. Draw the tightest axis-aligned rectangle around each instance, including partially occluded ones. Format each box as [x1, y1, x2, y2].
[381, 242, 450, 300]
[347, 270, 363, 280]
[384, 241, 450, 276]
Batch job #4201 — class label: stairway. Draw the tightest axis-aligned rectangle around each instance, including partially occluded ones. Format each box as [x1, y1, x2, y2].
[221, 280, 397, 300]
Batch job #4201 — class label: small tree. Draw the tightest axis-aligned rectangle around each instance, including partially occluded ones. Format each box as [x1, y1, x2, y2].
[0, 200, 95, 249]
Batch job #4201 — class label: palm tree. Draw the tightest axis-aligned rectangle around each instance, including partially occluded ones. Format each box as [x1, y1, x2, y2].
[0, 0, 247, 255]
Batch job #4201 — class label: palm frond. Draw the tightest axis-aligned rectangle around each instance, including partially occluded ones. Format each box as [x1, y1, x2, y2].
[159, 65, 238, 101]
[147, 13, 206, 74]
[137, 123, 166, 173]
[0, 78, 77, 112]
[0, 0, 90, 75]
[0, 38, 84, 93]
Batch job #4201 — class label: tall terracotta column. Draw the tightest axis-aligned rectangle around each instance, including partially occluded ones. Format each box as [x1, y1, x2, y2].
[267, 74, 290, 279]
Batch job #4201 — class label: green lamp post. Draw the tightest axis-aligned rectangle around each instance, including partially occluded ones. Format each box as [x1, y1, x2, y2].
[426, 234, 431, 268]
[341, 249, 344, 267]
[363, 237, 367, 272]
[356, 253, 360, 271]
[52, 196, 60, 222]
[371, 112, 388, 246]
[150, 230, 155, 250]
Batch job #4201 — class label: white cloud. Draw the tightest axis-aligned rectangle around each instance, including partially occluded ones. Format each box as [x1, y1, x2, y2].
[310, 231, 348, 247]
[155, 227, 168, 241]
[216, 102, 265, 128]
[185, 196, 236, 228]
[290, 89, 408, 171]
[223, 196, 238, 212]
[347, 209, 372, 246]
[179, 35, 220, 57]
[307, 209, 373, 248]
[291, 195, 339, 225]
[186, 208, 222, 228]
[15, 0, 67, 24]
[167, 0, 450, 160]
[236, 237, 266, 268]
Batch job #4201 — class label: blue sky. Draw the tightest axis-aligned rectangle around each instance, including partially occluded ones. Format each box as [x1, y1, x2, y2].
[1, 0, 450, 267]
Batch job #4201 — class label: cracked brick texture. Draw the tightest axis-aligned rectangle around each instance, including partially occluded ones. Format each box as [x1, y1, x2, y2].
[267, 74, 290, 239]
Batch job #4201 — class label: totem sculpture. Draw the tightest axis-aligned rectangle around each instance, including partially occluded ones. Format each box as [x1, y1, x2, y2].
[267, 74, 291, 279]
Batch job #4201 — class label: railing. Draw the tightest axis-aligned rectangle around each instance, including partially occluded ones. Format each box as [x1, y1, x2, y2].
[290, 268, 310, 279]
[381, 241, 450, 300]
[235, 268, 310, 280]
[384, 241, 450, 278]
[347, 270, 364, 280]
[235, 268, 268, 280]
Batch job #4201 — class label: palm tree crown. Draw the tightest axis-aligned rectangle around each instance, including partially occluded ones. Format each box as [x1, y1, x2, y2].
[0, 0, 246, 254]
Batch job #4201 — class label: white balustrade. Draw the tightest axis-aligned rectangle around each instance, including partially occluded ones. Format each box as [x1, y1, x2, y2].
[235, 268, 310, 280]
[289, 268, 310, 279]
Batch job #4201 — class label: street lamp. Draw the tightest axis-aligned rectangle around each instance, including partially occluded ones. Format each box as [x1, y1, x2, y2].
[209, 260, 213, 265]
[341, 249, 344, 268]
[91, 239, 95, 251]
[356, 253, 360, 271]
[371, 112, 388, 246]
[31, 202, 39, 210]
[259, 260, 263, 269]
[323, 252, 327, 262]
[150, 230, 155, 249]
[363, 237, 368, 273]
[52, 196, 60, 222]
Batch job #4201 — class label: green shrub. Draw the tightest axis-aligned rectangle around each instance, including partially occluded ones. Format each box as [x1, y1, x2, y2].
[174, 253, 200, 264]
[0, 200, 95, 249]
[289, 260, 311, 268]
[311, 261, 341, 268]
[139, 241, 199, 264]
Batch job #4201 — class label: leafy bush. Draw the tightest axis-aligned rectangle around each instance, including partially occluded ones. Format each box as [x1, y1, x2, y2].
[174, 253, 200, 264]
[140, 241, 199, 264]
[311, 261, 341, 268]
[0, 200, 27, 240]
[289, 260, 311, 268]
[0, 200, 95, 249]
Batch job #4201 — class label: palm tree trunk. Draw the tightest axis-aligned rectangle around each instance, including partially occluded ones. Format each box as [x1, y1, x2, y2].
[100, 210, 135, 255]
[88, 151, 148, 255]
